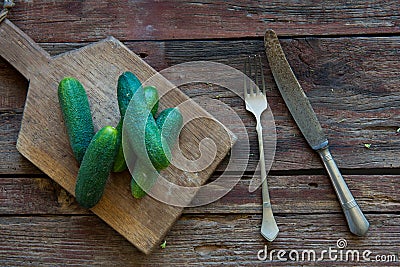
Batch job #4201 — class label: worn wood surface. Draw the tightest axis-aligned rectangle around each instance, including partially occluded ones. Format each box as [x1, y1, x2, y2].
[7, 0, 400, 41]
[1, 0, 399, 265]
[0, 175, 399, 215]
[0, 215, 399, 266]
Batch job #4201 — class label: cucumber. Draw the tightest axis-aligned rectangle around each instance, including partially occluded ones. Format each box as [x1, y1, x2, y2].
[58, 77, 94, 164]
[144, 86, 159, 117]
[124, 85, 171, 171]
[113, 72, 142, 172]
[117, 71, 142, 117]
[112, 83, 160, 172]
[131, 107, 183, 198]
[131, 165, 156, 199]
[112, 120, 127, 172]
[156, 108, 183, 147]
[75, 126, 119, 208]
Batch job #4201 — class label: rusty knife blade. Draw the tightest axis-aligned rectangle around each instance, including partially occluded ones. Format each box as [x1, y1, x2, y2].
[264, 30, 328, 150]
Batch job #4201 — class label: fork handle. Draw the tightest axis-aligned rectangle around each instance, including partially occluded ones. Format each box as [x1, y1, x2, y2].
[317, 146, 369, 236]
[256, 122, 279, 241]
[256, 123, 270, 203]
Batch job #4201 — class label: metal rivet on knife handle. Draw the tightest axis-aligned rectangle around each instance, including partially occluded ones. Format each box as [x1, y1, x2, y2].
[264, 29, 369, 236]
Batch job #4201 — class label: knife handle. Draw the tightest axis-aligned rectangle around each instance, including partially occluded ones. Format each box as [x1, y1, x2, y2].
[317, 146, 369, 236]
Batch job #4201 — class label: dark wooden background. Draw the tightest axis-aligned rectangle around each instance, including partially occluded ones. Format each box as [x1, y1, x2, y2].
[1, 0, 399, 266]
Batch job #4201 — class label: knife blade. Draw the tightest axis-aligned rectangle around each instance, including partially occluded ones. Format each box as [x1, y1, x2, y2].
[264, 29, 369, 236]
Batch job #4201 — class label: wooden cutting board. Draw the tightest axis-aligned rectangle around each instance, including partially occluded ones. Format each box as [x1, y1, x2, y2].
[0, 19, 236, 254]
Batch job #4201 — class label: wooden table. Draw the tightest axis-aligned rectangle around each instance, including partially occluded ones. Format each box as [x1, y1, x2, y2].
[1, 1, 399, 266]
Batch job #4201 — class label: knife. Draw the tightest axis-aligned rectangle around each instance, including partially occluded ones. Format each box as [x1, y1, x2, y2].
[264, 30, 369, 236]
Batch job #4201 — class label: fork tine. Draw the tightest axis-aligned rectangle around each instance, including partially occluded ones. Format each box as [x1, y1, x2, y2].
[244, 56, 250, 96]
[258, 55, 266, 95]
[254, 55, 259, 95]
[245, 55, 267, 97]
[250, 55, 260, 96]
[248, 56, 255, 96]
[244, 58, 247, 96]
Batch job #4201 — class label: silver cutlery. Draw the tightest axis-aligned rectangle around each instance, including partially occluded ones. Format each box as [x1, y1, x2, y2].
[264, 29, 369, 236]
[244, 55, 279, 242]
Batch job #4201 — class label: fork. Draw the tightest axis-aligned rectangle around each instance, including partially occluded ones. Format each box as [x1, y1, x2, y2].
[244, 55, 279, 242]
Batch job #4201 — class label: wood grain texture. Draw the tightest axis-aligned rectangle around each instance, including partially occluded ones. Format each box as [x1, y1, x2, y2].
[0, 20, 235, 254]
[1, 37, 400, 174]
[1, 0, 399, 265]
[0, 214, 398, 266]
[0, 19, 50, 80]
[0, 175, 398, 215]
[0, 111, 41, 174]
[6, 0, 400, 42]
[0, 60, 27, 111]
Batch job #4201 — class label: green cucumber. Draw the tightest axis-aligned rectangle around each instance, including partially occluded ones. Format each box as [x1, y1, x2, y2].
[124, 85, 171, 171]
[58, 77, 95, 164]
[144, 86, 159, 117]
[156, 108, 183, 146]
[112, 120, 127, 172]
[75, 126, 119, 208]
[113, 72, 142, 172]
[117, 71, 142, 117]
[112, 83, 160, 172]
[131, 165, 156, 199]
[131, 107, 183, 198]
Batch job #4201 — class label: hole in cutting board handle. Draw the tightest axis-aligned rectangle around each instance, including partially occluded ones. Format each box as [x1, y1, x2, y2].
[139, 52, 148, 58]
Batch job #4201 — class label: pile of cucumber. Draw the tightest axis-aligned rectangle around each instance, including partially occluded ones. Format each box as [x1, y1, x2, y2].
[58, 72, 182, 209]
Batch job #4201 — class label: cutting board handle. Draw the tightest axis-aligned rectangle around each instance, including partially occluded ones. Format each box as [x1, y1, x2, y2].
[0, 19, 50, 80]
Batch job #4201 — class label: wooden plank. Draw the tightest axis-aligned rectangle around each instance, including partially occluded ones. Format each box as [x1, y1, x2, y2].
[0, 20, 235, 254]
[0, 177, 87, 215]
[0, 214, 398, 265]
[0, 60, 28, 111]
[7, 0, 400, 42]
[186, 175, 400, 214]
[0, 111, 41, 174]
[1, 37, 400, 174]
[1, 175, 398, 215]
